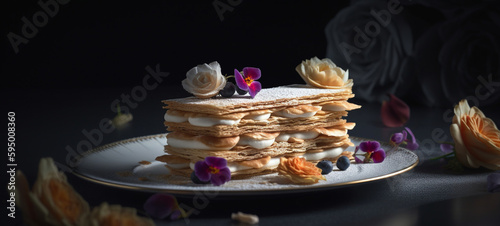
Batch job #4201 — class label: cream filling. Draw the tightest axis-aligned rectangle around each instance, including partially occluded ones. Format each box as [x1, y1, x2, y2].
[164, 112, 188, 123]
[276, 131, 320, 142]
[237, 137, 276, 149]
[188, 117, 241, 127]
[321, 104, 345, 111]
[186, 147, 346, 173]
[167, 137, 235, 150]
[244, 113, 271, 121]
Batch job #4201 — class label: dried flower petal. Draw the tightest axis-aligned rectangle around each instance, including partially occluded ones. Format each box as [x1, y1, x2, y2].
[277, 157, 326, 184]
[381, 94, 410, 127]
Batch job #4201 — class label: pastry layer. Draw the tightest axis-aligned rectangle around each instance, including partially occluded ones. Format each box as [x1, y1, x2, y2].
[162, 85, 355, 115]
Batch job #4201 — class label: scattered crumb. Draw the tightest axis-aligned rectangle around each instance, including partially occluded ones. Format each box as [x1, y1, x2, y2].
[139, 160, 151, 165]
[138, 177, 149, 181]
[231, 211, 259, 224]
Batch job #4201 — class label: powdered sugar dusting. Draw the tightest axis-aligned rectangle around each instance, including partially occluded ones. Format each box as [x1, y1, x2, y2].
[164, 85, 351, 107]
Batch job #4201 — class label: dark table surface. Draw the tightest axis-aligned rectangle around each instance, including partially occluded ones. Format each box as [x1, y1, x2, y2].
[4, 85, 500, 226]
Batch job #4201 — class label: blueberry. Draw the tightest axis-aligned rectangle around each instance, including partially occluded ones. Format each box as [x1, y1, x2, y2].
[316, 160, 334, 175]
[236, 85, 248, 95]
[219, 82, 236, 98]
[336, 156, 350, 171]
[191, 171, 209, 184]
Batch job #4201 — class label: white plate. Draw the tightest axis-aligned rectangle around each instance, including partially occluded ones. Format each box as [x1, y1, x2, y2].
[71, 134, 418, 196]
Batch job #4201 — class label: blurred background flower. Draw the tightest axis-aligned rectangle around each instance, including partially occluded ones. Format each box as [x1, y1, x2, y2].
[412, 2, 500, 107]
[325, 0, 415, 103]
[326, 0, 500, 107]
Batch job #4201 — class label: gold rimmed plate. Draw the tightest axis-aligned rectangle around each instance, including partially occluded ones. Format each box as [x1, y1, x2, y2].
[71, 134, 418, 196]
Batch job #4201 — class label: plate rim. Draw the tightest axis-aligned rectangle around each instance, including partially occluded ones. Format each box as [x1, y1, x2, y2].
[71, 134, 419, 196]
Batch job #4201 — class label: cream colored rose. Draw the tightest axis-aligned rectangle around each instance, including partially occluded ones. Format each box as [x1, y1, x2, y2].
[450, 99, 500, 170]
[182, 61, 226, 98]
[296, 57, 353, 89]
[16, 158, 90, 226]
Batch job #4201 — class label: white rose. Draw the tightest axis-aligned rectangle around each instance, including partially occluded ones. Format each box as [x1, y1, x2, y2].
[450, 99, 500, 170]
[296, 57, 352, 89]
[182, 61, 226, 98]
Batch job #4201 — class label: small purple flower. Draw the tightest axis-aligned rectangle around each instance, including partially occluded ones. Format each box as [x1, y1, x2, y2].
[359, 141, 381, 153]
[144, 193, 183, 220]
[487, 173, 500, 193]
[390, 127, 419, 150]
[235, 67, 262, 98]
[390, 132, 405, 144]
[356, 141, 386, 163]
[194, 156, 231, 186]
[440, 143, 454, 154]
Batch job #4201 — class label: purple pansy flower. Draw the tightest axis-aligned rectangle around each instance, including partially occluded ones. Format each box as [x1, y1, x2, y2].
[234, 67, 262, 98]
[390, 127, 419, 151]
[144, 193, 184, 220]
[194, 156, 231, 186]
[355, 141, 386, 163]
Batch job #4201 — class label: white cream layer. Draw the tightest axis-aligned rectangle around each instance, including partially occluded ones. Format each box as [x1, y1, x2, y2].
[237, 137, 276, 149]
[188, 117, 240, 127]
[276, 131, 319, 142]
[168, 130, 325, 150]
[185, 146, 346, 173]
[243, 113, 271, 121]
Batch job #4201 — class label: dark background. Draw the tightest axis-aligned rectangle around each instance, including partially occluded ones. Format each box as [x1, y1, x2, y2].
[2, 0, 350, 91]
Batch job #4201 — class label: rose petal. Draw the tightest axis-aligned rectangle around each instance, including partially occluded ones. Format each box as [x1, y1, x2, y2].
[355, 156, 363, 163]
[194, 161, 211, 181]
[381, 94, 410, 127]
[359, 141, 381, 153]
[243, 67, 261, 80]
[372, 149, 386, 163]
[487, 173, 500, 193]
[205, 156, 227, 169]
[143, 193, 175, 219]
[248, 81, 262, 98]
[440, 144, 454, 154]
